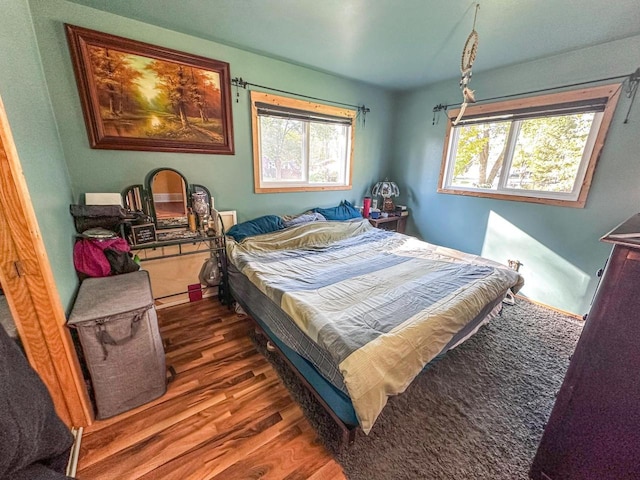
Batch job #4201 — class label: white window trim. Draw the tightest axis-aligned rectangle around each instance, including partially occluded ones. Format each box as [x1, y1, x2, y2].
[437, 84, 622, 208]
[251, 91, 356, 193]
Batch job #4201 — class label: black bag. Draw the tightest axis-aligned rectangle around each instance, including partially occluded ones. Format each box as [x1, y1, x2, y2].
[104, 249, 140, 275]
[70, 204, 126, 233]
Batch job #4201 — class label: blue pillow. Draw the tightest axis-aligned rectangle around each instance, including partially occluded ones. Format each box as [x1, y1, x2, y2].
[226, 215, 284, 242]
[313, 201, 362, 221]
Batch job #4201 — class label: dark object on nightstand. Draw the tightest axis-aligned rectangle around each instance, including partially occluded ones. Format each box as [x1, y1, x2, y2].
[530, 213, 640, 480]
[368, 213, 408, 233]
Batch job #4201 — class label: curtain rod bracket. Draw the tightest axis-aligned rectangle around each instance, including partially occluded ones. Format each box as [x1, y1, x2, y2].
[356, 105, 370, 126]
[231, 77, 247, 89]
[231, 77, 247, 103]
[623, 67, 640, 124]
[432, 104, 448, 125]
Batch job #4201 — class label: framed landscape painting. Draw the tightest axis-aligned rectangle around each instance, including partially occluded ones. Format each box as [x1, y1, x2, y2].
[65, 25, 234, 154]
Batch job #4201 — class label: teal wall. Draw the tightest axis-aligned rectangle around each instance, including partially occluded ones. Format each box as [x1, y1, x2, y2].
[0, 0, 78, 310]
[28, 0, 394, 223]
[391, 35, 640, 315]
[3, 0, 638, 316]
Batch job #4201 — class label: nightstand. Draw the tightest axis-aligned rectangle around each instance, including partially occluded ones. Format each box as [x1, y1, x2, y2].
[368, 214, 408, 233]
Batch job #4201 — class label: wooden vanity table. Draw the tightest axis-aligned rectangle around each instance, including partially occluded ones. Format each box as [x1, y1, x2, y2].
[121, 168, 235, 307]
[131, 235, 230, 308]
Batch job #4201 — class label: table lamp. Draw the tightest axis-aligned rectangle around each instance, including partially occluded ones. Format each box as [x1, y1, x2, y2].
[371, 179, 400, 212]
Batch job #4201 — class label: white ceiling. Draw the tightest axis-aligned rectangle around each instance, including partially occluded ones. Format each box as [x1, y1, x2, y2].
[66, 0, 640, 90]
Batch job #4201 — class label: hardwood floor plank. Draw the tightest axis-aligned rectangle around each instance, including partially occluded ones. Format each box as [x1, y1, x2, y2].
[81, 391, 294, 479]
[209, 419, 307, 480]
[83, 350, 266, 435]
[76, 298, 344, 480]
[306, 460, 348, 480]
[169, 336, 255, 373]
[139, 403, 304, 480]
[79, 369, 275, 468]
[214, 418, 335, 480]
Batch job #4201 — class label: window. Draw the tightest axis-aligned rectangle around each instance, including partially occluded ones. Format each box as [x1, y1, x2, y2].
[438, 84, 621, 207]
[251, 91, 355, 193]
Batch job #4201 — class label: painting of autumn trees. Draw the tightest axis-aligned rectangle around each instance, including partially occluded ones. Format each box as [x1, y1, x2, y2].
[66, 25, 234, 154]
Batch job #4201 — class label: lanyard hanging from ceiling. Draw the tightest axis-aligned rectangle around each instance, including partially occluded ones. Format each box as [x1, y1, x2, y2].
[434, 3, 638, 126]
[453, 3, 481, 126]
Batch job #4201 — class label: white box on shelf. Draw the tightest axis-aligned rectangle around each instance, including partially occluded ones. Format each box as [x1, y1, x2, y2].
[85, 192, 122, 206]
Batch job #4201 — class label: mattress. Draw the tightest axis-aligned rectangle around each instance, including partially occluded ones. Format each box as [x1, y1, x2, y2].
[229, 263, 349, 394]
[227, 219, 523, 433]
[229, 263, 507, 428]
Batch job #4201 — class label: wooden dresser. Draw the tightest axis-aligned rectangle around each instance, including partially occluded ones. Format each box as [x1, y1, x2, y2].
[530, 214, 640, 479]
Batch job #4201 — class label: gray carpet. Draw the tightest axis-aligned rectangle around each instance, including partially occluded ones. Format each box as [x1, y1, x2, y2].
[252, 299, 582, 479]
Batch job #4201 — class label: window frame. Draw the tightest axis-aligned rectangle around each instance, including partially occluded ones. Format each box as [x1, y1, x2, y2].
[437, 84, 622, 208]
[251, 91, 356, 193]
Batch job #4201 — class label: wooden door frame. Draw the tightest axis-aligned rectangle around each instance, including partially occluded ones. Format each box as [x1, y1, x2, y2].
[0, 95, 92, 427]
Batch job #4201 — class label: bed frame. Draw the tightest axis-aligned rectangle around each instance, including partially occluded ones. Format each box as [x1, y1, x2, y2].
[230, 285, 358, 444]
[252, 322, 358, 445]
[228, 260, 509, 447]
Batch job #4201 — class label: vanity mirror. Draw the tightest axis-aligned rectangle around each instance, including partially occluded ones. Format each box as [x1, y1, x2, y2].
[147, 168, 189, 229]
[122, 168, 214, 232]
[119, 168, 230, 307]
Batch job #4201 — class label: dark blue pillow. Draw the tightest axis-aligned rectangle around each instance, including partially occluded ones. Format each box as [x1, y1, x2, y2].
[313, 201, 362, 221]
[226, 215, 284, 242]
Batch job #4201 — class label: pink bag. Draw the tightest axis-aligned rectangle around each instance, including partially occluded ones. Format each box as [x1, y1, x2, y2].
[73, 238, 131, 277]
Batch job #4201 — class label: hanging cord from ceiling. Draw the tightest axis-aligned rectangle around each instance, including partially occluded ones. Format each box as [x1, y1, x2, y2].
[433, 68, 639, 125]
[453, 3, 481, 126]
[231, 77, 371, 126]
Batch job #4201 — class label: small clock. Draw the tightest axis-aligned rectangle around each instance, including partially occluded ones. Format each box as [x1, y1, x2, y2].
[461, 30, 478, 72]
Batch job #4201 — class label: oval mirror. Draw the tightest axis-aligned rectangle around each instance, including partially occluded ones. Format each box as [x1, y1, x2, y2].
[147, 168, 188, 229]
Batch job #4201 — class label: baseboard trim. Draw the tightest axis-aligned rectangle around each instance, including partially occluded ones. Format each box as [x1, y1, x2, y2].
[155, 290, 217, 310]
[514, 294, 584, 321]
[66, 426, 83, 477]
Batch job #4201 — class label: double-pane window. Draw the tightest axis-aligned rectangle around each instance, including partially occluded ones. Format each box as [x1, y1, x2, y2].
[439, 84, 621, 207]
[251, 92, 355, 193]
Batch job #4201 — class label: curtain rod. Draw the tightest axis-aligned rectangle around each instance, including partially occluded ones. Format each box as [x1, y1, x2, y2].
[231, 77, 371, 123]
[433, 68, 639, 124]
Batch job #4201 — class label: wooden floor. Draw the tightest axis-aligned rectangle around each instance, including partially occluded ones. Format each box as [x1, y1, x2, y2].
[76, 299, 345, 480]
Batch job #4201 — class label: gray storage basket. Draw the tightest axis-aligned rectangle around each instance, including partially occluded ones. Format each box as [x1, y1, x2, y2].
[68, 271, 166, 419]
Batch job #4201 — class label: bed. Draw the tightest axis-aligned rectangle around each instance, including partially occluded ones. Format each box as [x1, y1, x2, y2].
[226, 219, 524, 439]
